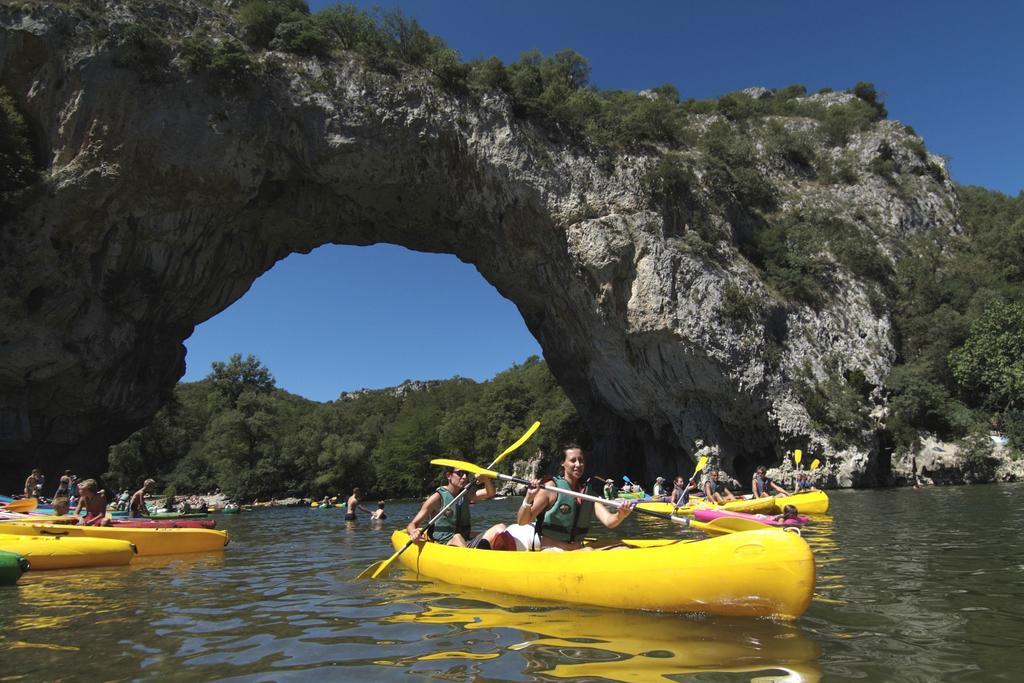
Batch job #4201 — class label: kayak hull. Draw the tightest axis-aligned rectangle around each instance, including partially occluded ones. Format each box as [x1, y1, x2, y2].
[0, 523, 229, 556]
[389, 529, 815, 620]
[771, 490, 829, 514]
[0, 549, 30, 584]
[0, 535, 135, 570]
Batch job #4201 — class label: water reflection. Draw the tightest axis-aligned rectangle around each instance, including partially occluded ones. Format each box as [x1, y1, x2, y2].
[378, 583, 822, 681]
[5, 490, 1024, 680]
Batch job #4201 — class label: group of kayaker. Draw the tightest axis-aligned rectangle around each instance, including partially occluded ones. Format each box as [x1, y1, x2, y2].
[408, 444, 637, 553]
[403, 445, 828, 554]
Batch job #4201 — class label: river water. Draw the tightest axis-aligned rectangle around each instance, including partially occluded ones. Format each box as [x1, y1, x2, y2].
[3, 484, 1023, 681]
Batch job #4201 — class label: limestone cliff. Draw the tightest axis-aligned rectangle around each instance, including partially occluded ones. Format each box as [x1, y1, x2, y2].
[0, 1, 961, 490]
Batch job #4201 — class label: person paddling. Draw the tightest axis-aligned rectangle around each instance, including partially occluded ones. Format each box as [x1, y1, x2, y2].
[702, 469, 735, 504]
[751, 466, 789, 498]
[406, 466, 501, 547]
[516, 444, 634, 551]
[128, 479, 155, 518]
[669, 475, 699, 506]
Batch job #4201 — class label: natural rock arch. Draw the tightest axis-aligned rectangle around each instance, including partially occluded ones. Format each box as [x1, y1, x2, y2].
[0, 5, 957, 490]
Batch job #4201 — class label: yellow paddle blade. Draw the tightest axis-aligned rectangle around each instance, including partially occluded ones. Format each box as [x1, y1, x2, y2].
[692, 455, 709, 477]
[810, 458, 821, 470]
[492, 421, 540, 466]
[793, 449, 803, 466]
[1, 498, 38, 513]
[429, 458, 497, 478]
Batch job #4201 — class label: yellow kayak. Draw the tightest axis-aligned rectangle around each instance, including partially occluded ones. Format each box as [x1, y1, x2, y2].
[0, 534, 136, 569]
[772, 490, 829, 514]
[389, 528, 815, 620]
[0, 523, 229, 556]
[637, 495, 776, 516]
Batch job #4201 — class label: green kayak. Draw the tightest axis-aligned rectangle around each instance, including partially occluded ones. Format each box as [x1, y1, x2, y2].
[0, 549, 30, 585]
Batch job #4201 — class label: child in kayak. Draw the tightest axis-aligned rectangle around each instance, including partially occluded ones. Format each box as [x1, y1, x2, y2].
[795, 472, 817, 491]
[73, 479, 110, 526]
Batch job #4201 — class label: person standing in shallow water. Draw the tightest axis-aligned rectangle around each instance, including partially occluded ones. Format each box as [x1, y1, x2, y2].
[345, 488, 372, 521]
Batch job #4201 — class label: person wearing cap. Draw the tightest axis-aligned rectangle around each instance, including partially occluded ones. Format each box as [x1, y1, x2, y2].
[128, 479, 156, 517]
[652, 476, 667, 497]
[407, 465, 501, 547]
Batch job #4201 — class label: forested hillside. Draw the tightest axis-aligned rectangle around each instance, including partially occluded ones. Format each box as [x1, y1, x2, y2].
[887, 186, 1024, 453]
[103, 354, 580, 500]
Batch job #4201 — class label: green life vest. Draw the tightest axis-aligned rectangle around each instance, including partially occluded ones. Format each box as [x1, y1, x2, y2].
[538, 476, 597, 543]
[430, 486, 471, 544]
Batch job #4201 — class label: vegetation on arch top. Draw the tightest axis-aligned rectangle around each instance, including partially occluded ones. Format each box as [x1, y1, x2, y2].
[37, 0, 889, 152]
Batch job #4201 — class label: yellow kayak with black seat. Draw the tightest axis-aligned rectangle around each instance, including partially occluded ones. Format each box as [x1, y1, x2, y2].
[0, 523, 229, 556]
[637, 495, 776, 516]
[0, 535, 135, 569]
[388, 528, 815, 620]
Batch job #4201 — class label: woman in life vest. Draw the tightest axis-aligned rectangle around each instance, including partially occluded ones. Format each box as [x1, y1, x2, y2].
[516, 444, 634, 551]
[407, 466, 500, 546]
[751, 465, 789, 498]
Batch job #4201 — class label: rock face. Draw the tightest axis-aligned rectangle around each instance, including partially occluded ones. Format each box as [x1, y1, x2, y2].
[0, 2, 961, 491]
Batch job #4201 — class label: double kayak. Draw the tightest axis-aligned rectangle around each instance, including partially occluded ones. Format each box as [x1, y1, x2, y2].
[694, 507, 809, 527]
[2, 515, 216, 529]
[637, 496, 776, 516]
[638, 489, 830, 516]
[388, 528, 815, 620]
[0, 549, 30, 584]
[0, 523, 229, 556]
[0, 535, 135, 569]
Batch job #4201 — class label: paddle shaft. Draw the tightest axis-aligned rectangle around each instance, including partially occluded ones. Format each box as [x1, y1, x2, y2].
[366, 421, 539, 579]
[500, 473, 689, 526]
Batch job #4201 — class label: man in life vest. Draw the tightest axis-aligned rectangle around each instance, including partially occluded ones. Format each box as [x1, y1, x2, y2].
[751, 465, 789, 498]
[702, 469, 736, 504]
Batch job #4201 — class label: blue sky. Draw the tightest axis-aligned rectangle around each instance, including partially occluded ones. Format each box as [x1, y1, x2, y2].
[183, 1, 1023, 400]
